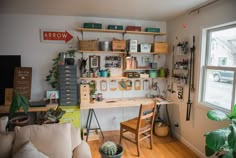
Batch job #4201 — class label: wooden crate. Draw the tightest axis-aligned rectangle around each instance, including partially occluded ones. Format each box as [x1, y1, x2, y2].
[152, 42, 168, 54]
[83, 128, 100, 141]
[80, 85, 90, 103]
[112, 39, 126, 51]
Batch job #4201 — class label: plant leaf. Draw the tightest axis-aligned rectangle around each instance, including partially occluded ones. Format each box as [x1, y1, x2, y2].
[205, 145, 216, 157]
[227, 105, 236, 119]
[228, 119, 236, 151]
[207, 110, 228, 121]
[205, 128, 228, 153]
[222, 149, 234, 158]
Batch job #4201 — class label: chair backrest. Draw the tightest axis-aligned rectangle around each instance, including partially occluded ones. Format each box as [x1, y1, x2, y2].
[137, 101, 156, 132]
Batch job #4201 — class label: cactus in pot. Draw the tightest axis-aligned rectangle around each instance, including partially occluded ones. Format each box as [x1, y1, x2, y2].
[99, 141, 123, 158]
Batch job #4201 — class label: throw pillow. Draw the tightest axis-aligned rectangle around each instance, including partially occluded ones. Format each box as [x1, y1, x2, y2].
[0, 132, 15, 158]
[13, 141, 48, 158]
[13, 123, 72, 158]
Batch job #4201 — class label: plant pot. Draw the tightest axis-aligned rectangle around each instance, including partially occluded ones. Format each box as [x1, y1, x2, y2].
[65, 58, 75, 65]
[99, 144, 124, 158]
[8, 115, 30, 130]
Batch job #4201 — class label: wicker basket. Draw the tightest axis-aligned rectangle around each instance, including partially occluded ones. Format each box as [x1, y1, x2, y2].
[78, 38, 99, 51]
[154, 124, 169, 137]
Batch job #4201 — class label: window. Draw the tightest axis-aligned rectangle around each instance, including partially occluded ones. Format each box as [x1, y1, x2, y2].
[200, 23, 236, 112]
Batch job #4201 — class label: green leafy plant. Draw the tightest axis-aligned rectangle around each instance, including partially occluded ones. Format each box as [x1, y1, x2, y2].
[9, 91, 29, 117]
[40, 107, 65, 124]
[89, 81, 96, 96]
[205, 105, 236, 158]
[45, 55, 60, 89]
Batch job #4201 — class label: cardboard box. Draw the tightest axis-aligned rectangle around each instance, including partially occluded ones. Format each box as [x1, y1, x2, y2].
[153, 42, 168, 54]
[83, 128, 100, 141]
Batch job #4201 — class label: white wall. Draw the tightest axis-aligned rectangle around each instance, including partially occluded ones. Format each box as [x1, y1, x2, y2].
[0, 14, 166, 130]
[166, 0, 236, 157]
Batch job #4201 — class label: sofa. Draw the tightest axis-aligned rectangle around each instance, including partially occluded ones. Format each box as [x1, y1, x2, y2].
[0, 123, 92, 158]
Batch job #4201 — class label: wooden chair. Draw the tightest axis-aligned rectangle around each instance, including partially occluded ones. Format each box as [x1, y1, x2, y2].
[119, 101, 156, 156]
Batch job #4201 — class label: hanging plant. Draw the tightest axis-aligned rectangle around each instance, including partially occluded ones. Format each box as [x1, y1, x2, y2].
[45, 55, 60, 89]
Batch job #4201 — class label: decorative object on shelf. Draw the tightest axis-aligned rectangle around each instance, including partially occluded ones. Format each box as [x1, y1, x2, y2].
[126, 80, 132, 90]
[108, 25, 123, 30]
[99, 41, 111, 51]
[8, 90, 29, 130]
[105, 56, 121, 68]
[40, 107, 65, 124]
[139, 43, 152, 53]
[46, 90, 59, 104]
[118, 80, 126, 91]
[84, 23, 102, 29]
[145, 27, 160, 33]
[89, 80, 97, 96]
[100, 80, 107, 91]
[204, 105, 236, 158]
[126, 26, 141, 31]
[78, 38, 99, 51]
[143, 79, 150, 90]
[177, 41, 188, 54]
[78, 57, 87, 77]
[112, 38, 126, 51]
[134, 80, 141, 90]
[128, 39, 138, 52]
[109, 80, 117, 91]
[89, 55, 100, 70]
[153, 42, 168, 54]
[99, 141, 123, 158]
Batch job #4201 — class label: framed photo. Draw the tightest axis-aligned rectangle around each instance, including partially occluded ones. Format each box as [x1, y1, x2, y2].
[46, 90, 59, 99]
[89, 55, 100, 70]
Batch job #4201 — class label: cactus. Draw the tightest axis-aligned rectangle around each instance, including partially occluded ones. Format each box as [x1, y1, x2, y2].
[100, 141, 118, 156]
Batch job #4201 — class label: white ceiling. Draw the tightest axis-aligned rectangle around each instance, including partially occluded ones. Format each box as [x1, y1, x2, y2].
[0, 0, 211, 21]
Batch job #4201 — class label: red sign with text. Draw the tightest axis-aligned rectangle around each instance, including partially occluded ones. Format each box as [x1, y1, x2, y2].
[41, 30, 73, 43]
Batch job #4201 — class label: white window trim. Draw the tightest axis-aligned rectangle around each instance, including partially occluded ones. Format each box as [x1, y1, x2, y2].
[198, 22, 236, 113]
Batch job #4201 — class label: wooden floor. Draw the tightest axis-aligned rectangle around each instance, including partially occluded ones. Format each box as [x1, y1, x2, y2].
[87, 131, 199, 158]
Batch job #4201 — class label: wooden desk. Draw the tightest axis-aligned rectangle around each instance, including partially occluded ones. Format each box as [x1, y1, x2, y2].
[80, 97, 174, 141]
[0, 104, 58, 114]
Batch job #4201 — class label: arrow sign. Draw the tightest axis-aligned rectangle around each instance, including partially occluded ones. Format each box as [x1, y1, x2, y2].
[40, 29, 73, 43]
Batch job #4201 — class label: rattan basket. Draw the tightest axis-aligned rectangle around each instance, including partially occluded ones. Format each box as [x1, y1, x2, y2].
[78, 38, 99, 51]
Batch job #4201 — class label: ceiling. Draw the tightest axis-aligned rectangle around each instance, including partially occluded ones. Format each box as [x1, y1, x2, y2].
[0, 0, 212, 21]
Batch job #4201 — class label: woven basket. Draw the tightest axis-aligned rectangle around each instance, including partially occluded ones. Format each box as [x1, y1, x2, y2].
[78, 38, 99, 51]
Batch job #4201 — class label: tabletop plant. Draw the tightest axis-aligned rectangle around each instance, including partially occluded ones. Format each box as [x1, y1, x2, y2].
[99, 141, 123, 158]
[205, 105, 236, 158]
[40, 107, 65, 124]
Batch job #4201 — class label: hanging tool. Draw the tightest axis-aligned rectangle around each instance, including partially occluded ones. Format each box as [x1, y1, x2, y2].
[186, 36, 195, 121]
[191, 36, 196, 92]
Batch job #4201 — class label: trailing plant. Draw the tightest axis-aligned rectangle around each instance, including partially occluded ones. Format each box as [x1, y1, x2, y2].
[66, 49, 76, 58]
[9, 90, 29, 117]
[89, 81, 96, 96]
[45, 54, 60, 89]
[205, 105, 236, 158]
[99, 141, 118, 156]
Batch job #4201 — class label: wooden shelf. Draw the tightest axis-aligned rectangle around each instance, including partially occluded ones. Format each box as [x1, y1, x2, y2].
[124, 68, 158, 71]
[76, 28, 167, 36]
[78, 50, 125, 54]
[80, 76, 166, 80]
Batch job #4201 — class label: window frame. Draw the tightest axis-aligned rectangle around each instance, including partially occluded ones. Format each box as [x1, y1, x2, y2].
[199, 23, 236, 113]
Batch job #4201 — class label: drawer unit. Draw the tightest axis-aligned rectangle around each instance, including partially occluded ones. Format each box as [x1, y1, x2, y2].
[58, 65, 78, 106]
[60, 106, 80, 128]
[80, 84, 90, 103]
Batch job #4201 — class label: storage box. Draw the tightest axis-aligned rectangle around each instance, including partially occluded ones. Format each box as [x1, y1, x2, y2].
[152, 42, 168, 54]
[145, 27, 160, 33]
[140, 73, 149, 78]
[139, 44, 151, 53]
[112, 39, 126, 51]
[84, 23, 102, 29]
[80, 84, 90, 103]
[126, 26, 141, 31]
[108, 25, 123, 30]
[128, 40, 138, 52]
[83, 128, 100, 141]
[78, 39, 99, 51]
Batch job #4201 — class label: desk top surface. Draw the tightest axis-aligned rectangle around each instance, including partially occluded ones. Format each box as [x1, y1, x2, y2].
[0, 104, 58, 113]
[80, 97, 174, 110]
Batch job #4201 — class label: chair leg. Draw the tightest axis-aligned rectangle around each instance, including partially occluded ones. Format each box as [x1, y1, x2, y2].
[150, 131, 153, 149]
[136, 134, 140, 156]
[120, 126, 122, 144]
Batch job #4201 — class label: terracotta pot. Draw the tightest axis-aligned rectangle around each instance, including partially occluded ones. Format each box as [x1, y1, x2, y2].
[9, 115, 30, 127]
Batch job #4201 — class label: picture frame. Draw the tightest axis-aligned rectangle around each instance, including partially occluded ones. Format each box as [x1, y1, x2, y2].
[89, 55, 100, 70]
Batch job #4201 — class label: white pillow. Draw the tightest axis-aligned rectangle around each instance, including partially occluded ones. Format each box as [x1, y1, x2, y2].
[13, 141, 48, 158]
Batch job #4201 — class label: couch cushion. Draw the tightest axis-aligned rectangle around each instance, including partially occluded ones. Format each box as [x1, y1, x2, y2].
[0, 132, 15, 158]
[13, 123, 72, 158]
[71, 127, 82, 150]
[13, 141, 48, 158]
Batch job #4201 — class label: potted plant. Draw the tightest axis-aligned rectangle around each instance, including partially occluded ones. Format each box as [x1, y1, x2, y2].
[205, 105, 236, 158]
[65, 49, 76, 65]
[89, 81, 97, 102]
[39, 107, 65, 124]
[99, 141, 124, 158]
[8, 91, 30, 128]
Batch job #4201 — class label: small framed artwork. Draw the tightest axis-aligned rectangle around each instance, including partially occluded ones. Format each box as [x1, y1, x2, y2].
[100, 80, 107, 91]
[46, 90, 59, 99]
[89, 55, 100, 70]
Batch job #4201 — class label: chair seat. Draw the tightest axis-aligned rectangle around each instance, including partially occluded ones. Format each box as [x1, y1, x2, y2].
[120, 118, 151, 132]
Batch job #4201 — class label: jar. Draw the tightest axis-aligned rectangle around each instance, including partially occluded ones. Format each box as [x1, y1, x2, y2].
[97, 93, 103, 101]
